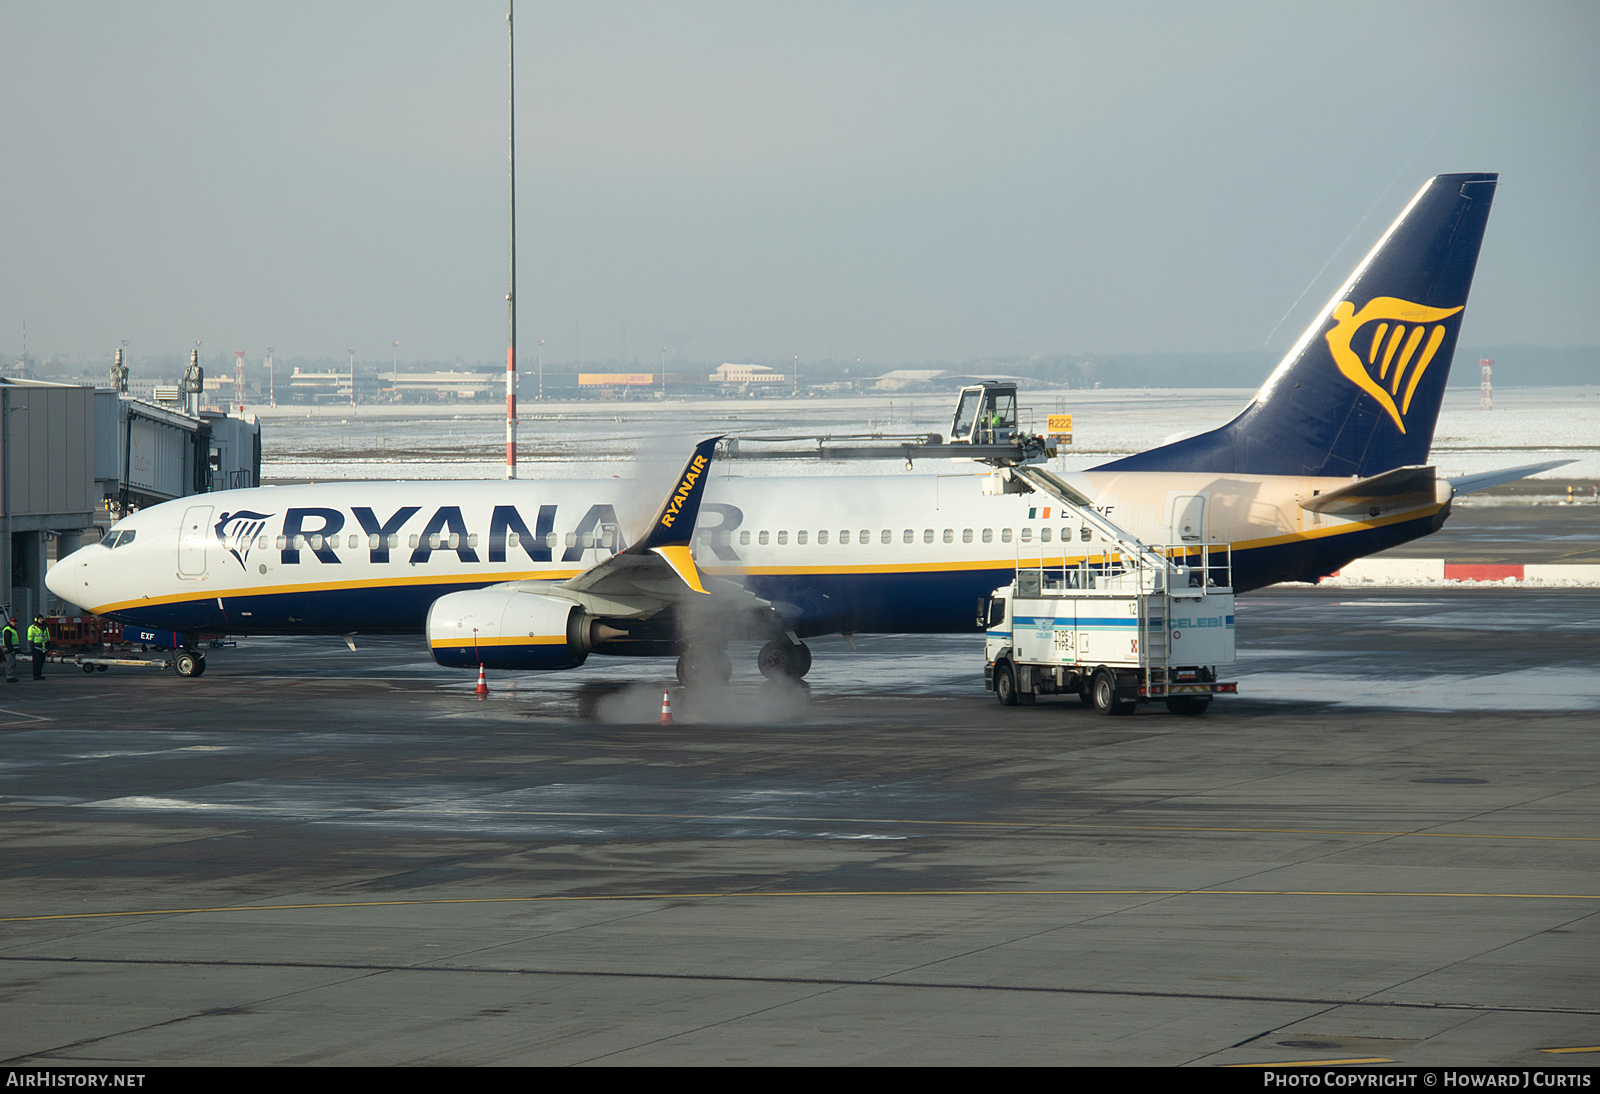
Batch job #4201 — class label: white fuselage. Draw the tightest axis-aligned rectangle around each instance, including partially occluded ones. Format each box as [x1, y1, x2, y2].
[48, 465, 1449, 638]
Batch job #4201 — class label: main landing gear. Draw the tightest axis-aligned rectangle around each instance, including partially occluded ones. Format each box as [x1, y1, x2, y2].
[675, 645, 733, 688]
[757, 637, 811, 681]
[670, 637, 813, 687]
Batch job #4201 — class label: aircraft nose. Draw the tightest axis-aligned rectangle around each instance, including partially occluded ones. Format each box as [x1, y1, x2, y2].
[45, 552, 88, 613]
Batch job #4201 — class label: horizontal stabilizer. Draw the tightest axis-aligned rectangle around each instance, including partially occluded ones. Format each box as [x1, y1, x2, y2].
[1300, 465, 1437, 516]
[1447, 460, 1577, 496]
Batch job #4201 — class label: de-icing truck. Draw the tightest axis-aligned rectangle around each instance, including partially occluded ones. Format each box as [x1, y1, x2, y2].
[980, 546, 1238, 716]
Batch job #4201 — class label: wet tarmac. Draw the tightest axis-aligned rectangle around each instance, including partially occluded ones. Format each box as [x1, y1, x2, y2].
[2, 587, 1597, 1065]
[1378, 499, 1600, 565]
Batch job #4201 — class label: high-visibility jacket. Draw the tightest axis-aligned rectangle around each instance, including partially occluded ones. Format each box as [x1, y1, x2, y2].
[1, 624, 16, 652]
[27, 622, 49, 648]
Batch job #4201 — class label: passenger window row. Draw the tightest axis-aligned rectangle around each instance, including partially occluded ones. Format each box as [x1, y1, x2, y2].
[261, 524, 1096, 556]
[731, 526, 1094, 546]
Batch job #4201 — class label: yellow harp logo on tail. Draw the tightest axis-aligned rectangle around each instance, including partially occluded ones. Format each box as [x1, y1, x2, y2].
[1324, 296, 1463, 433]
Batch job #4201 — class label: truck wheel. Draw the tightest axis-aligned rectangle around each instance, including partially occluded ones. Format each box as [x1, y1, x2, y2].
[1166, 696, 1211, 716]
[1091, 669, 1115, 715]
[175, 652, 199, 678]
[995, 661, 1019, 706]
[1092, 669, 1134, 716]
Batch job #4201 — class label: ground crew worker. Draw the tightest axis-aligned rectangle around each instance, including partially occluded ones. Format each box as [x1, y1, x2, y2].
[28, 615, 49, 680]
[2, 615, 17, 683]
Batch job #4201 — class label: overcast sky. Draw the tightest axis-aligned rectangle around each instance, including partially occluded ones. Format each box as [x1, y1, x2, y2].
[2, 1, 1597, 367]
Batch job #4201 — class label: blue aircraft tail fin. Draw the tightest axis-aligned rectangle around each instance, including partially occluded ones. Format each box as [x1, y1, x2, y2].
[1097, 173, 1497, 478]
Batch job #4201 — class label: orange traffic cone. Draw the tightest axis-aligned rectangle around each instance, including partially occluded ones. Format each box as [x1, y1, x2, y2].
[475, 664, 489, 698]
[659, 687, 673, 724]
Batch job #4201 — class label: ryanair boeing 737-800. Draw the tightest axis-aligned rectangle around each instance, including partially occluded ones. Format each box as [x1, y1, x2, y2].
[47, 173, 1556, 683]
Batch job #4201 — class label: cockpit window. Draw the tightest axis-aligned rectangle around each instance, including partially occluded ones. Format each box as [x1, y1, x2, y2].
[101, 531, 121, 548]
[114, 530, 136, 548]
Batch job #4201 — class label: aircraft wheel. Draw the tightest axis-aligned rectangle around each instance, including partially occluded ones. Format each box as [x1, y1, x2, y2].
[193, 655, 207, 677]
[1166, 695, 1211, 716]
[677, 646, 733, 687]
[1092, 668, 1134, 716]
[995, 661, 1019, 706]
[174, 652, 200, 678]
[757, 639, 806, 680]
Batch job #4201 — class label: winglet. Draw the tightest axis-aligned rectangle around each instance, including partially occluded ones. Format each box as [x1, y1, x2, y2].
[634, 436, 723, 551]
[651, 544, 709, 595]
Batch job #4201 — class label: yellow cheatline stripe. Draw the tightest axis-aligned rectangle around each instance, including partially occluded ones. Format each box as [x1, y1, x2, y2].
[91, 507, 1444, 616]
[1227, 1058, 1392, 1068]
[428, 635, 565, 649]
[1542, 1046, 1600, 1054]
[7, 887, 1599, 923]
[390, 808, 1600, 844]
[90, 568, 584, 615]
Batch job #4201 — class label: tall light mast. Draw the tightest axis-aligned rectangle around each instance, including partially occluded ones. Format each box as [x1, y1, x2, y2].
[504, 0, 518, 478]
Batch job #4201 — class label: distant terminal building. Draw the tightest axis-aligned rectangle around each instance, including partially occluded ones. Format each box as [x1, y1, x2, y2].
[871, 369, 952, 391]
[579, 373, 655, 390]
[392, 372, 496, 400]
[710, 363, 785, 385]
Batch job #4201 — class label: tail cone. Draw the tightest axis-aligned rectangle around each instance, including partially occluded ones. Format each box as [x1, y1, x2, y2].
[659, 687, 673, 724]
[475, 664, 489, 698]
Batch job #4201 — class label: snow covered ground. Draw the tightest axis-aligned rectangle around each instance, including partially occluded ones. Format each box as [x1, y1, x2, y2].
[259, 384, 1599, 484]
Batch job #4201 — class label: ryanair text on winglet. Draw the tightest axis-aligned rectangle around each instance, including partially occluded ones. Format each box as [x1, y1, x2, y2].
[658, 453, 708, 530]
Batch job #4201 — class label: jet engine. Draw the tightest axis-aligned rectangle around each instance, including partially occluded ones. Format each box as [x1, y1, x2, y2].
[426, 587, 608, 670]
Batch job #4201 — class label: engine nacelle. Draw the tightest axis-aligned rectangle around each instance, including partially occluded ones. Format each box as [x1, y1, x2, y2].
[426, 587, 594, 670]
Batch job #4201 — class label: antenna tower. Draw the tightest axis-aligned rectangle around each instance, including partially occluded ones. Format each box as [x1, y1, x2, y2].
[1480, 358, 1494, 411]
[504, 0, 518, 478]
